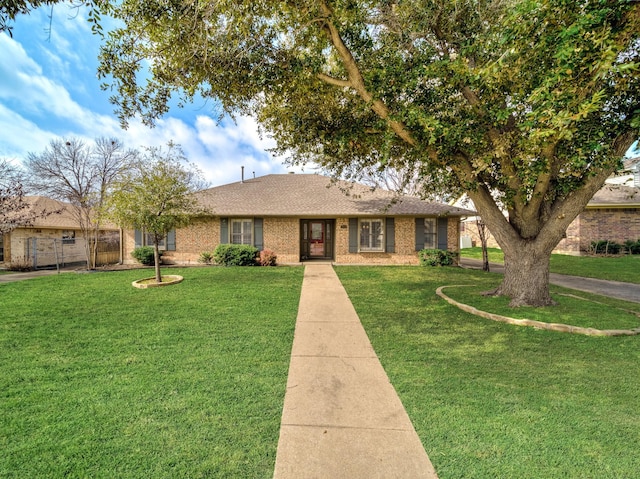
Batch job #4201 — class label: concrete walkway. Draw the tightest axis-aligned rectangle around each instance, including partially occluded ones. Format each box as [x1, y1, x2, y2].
[0, 268, 72, 283]
[273, 264, 438, 479]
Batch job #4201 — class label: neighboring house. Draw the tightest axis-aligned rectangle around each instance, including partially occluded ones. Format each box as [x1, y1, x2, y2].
[461, 157, 640, 254]
[555, 183, 640, 253]
[122, 174, 475, 265]
[0, 196, 119, 269]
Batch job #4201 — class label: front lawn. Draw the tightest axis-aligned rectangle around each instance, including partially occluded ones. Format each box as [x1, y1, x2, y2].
[0, 267, 304, 478]
[336, 266, 640, 479]
[460, 247, 640, 284]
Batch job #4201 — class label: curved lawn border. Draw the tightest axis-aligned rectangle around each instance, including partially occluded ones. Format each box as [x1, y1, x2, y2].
[436, 285, 640, 337]
[132, 275, 184, 289]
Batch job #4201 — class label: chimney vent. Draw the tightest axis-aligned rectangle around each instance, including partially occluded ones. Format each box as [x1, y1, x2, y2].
[241, 166, 244, 183]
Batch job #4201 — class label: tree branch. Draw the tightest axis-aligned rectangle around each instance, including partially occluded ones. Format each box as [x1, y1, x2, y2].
[317, 0, 417, 147]
[316, 72, 351, 88]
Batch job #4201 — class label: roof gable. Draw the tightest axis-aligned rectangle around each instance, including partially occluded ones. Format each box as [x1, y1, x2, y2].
[195, 174, 475, 217]
[588, 184, 640, 207]
[8, 197, 118, 230]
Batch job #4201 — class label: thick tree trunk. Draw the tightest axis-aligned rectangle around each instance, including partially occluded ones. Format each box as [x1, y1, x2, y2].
[495, 244, 555, 307]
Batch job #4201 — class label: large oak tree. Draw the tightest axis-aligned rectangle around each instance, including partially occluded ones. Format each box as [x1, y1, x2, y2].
[5, 0, 638, 305]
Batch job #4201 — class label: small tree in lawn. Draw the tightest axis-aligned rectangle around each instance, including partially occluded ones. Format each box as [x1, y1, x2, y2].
[109, 143, 204, 283]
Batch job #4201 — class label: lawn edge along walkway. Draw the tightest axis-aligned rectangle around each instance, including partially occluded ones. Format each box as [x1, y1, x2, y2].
[273, 264, 438, 479]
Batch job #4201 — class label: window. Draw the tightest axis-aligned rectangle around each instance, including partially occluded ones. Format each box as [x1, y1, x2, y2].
[0, 234, 4, 262]
[231, 219, 253, 245]
[146, 232, 165, 250]
[359, 219, 384, 252]
[62, 230, 76, 245]
[423, 218, 437, 249]
[134, 229, 176, 251]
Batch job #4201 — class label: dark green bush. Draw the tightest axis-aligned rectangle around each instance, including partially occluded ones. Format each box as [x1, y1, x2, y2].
[418, 248, 455, 266]
[213, 244, 259, 266]
[131, 246, 161, 265]
[590, 240, 622, 255]
[623, 239, 640, 255]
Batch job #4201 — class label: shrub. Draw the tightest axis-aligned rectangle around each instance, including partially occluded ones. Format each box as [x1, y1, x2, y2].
[213, 244, 259, 266]
[590, 240, 622, 255]
[623, 239, 640, 255]
[7, 257, 33, 272]
[258, 249, 278, 266]
[418, 248, 455, 266]
[198, 251, 214, 264]
[131, 246, 161, 265]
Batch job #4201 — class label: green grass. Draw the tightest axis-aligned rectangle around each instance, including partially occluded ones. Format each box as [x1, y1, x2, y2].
[460, 246, 506, 263]
[549, 254, 640, 284]
[460, 247, 640, 283]
[0, 267, 304, 478]
[336, 266, 640, 479]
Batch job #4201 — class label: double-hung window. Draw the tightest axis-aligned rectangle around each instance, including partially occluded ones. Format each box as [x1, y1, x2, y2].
[231, 219, 253, 245]
[359, 219, 384, 252]
[423, 218, 437, 249]
[134, 229, 176, 251]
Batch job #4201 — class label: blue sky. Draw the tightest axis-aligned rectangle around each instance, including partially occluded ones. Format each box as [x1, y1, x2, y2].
[0, 5, 310, 187]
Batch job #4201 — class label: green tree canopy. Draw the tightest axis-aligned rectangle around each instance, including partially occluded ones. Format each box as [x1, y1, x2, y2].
[108, 143, 205, 282]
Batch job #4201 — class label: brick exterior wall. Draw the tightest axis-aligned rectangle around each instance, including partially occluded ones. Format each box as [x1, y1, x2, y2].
[447, 217, 461, 254]
[122, 215, 462, 265]
[555, 207, 640, 253]
[263, 217, 299, 264]
[164, 218, 219, 264]
[3, 227, 88, 267]
[334, 216, 460, 265]
[463, 208, 640, 255]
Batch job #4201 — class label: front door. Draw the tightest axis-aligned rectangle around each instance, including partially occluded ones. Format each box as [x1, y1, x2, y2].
[309, 221, 325, 257]
[300, 220, 334, 260]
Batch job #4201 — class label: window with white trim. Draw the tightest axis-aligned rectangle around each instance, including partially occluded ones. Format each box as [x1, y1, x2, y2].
[423, 218, 437, 249]
[359, 219, 384, 252]
[231, 219, 253, 245]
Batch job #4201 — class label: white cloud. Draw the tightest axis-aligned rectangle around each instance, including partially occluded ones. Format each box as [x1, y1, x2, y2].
[1, 20, 312, 188]
[117, 114, 299, 186]
[0, 104, 58, 158]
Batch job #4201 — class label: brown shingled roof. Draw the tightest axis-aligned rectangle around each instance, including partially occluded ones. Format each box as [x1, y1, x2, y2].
[588, 184, 640, 207]
[19, 196, 77, 229]
[195, 174, 475, 217]
[16, 197, 118, 229]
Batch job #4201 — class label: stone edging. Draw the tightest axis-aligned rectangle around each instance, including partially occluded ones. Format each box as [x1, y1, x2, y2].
[436, 285, 640, 337]
[132, 275, 184, 289]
